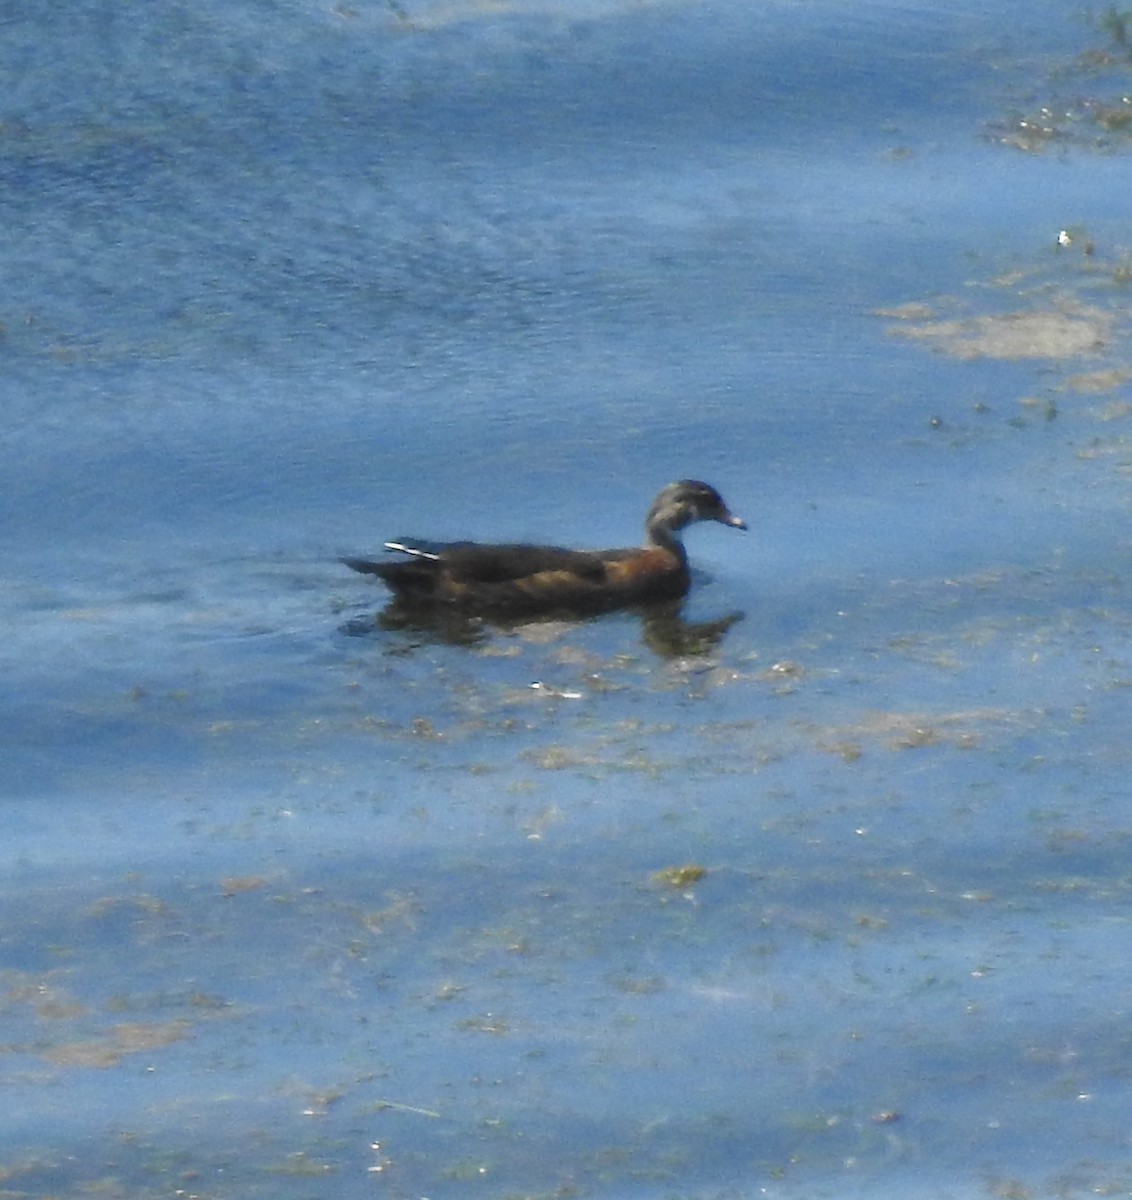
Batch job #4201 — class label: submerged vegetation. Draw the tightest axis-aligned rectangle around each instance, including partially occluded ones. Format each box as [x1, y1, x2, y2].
[990, 7, 1132, 151]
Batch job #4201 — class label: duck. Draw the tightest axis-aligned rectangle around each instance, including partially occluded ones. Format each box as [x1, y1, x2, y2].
[342, 480, 746, 619]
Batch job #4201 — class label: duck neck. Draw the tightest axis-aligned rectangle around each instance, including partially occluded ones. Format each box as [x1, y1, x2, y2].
[645, 519, 688, 566]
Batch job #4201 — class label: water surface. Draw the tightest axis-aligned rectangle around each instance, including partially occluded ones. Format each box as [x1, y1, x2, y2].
[4, 1, 1132, 1196]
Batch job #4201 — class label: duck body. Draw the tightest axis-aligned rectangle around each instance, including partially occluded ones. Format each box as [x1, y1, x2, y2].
[343, 480, 745, 618]
[344, 540, 688, 616]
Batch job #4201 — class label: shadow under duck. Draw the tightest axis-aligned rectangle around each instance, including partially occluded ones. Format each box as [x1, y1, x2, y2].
[342, 479, 746, 618]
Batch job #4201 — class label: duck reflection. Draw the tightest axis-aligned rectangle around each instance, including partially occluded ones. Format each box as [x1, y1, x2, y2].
[340, 596, 744, 658]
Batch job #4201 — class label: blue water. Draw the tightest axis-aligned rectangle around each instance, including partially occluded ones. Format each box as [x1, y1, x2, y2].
[4, 0, 1132, 1196]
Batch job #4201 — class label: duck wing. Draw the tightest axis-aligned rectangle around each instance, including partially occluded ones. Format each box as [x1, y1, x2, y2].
[341, 538, 464, 579]
[434, 542, 610, 584]
[342, 540, 610, 585]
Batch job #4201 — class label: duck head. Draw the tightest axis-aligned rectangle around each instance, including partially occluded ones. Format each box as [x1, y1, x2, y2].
[646, 480, 747, 540]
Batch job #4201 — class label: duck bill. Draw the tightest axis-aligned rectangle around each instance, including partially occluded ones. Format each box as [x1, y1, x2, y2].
[720, 512, 747, 531]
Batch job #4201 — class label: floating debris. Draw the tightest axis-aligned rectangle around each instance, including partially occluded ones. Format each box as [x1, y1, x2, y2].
[886, 304, 1111, 361]
[529, 681, 585, 700]
[651, 864, 707, 889]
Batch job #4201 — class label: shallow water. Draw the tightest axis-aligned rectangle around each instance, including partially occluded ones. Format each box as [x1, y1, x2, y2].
[5, 0, 1132, 1196]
